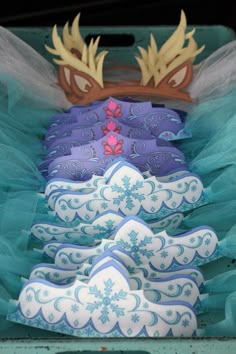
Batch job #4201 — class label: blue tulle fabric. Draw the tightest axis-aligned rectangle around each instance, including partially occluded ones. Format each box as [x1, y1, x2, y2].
[0, 71, 66, 328]
[0, 30, 69, 329]
[203, 291, 236, 336]
[177, 89, 236, 162]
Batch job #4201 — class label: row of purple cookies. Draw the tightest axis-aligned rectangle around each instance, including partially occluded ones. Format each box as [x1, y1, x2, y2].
[39, 97, 190, 181]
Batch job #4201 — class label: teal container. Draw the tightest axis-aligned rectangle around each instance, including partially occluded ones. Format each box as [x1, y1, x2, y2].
[0, 24, 236, 354]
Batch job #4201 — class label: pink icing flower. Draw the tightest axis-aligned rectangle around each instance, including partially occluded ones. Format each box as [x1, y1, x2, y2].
[103, 100, 122, 118]
[107, 100, 117, 111]
[102, 134, 124, 155]
[101, 120, 121, 135]
[107, 134, 118, 146]
[107, 120, 117, 131]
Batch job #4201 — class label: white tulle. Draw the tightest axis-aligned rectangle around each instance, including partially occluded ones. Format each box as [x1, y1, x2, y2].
[0, 27, 70, 110]
[190, 40, 236, 102]
[105, 40, 236, 111]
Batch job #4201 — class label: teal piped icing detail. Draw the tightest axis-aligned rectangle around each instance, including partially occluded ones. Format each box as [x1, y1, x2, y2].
[150, 244, 220, 271]
[138, 195, 207, 222]
[8, 305, 195, 338]
[8, 309, 151, 337]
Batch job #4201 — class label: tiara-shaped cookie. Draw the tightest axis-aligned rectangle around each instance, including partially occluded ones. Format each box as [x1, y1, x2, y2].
[44, 157, 189, 207]
[45, 98, 154, 138]
[45, 121, 153, 159]
[28, 258, 203, 313]
[44, 102, 188, 149]
[45, 129, 172, 162]
[47, 169, 189, 210]
[51, 217, 220, 270]
[8, 260, 198, 337]
[40, 245, 205, 289]
[43, 132, 188, 180]
[30, 255, 205, 290]
[51, 161, 205, 222]
[45, 172, 189, 210]
[47, 97, 185, 127]
[48, 98, 187, 130]
[45, 124, 180, 161]
[31, 210, 183, 244]
[46, 11, 205, 104]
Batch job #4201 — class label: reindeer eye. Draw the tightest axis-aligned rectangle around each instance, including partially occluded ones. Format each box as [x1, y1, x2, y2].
[74, 75, 92, 92]
[63, 67, 71, 85]
[168, 66, 188, 87]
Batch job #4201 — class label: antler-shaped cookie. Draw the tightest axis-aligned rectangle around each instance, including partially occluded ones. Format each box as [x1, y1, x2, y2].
[46, 14, 108, 102]
[46, 11, 205, 104]
[136, 10, 205, 87]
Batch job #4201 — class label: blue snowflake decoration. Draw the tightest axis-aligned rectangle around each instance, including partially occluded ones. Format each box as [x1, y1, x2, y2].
[116, 230, 154, 265]
[86, 278, 127, 324]
[111, 176, 145, 211]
